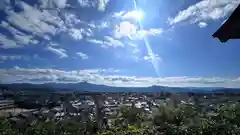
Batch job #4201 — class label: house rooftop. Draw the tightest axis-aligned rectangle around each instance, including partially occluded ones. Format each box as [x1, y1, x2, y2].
[213, 4, 240, 43]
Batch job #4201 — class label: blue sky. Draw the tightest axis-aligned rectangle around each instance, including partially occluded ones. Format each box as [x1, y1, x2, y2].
[1, 0, 240, 88]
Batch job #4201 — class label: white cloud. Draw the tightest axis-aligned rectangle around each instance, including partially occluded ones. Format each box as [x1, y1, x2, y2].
[52, 0, 68, 8]
[68, 28, 93, 40]
[127, 43, 141, 61]
[0, 0, 163, 52]
[5, 1, 64, 39]
[113, 10, 144, 20]
[104, 36, 124, 48]
[87, 37, 124, 49]
[0, 21, 38, 45]
[84, 28, 93, 37]
[113, 11, 125, 18]
[49, 42, 59, 46]
[98, 21, 109, 29]
[130, 28, 163, 40]
[0, 33, 19, 49]
[198, 22, 208, 28]
[86, 38, 104, 45]
[77, 0, 95, 7]
[87, 38, 124, 48]
[88, 23, 96, 28]
[143, 53, 161, 63]
[1, 68, 240, 88]
[76, 52, 89, 60]
[122, 10, 144, 20]
[169, 0, 240, 25]
[0, 54, 29, 61]
[77, 0, 109, 11]
[143, 28, 163, 36]
[98, 0, 110, 11]
[46, 46, 68, 58]
[143, 53, 162, 76]
[63, 12, 82, 27]
[39, 0, 68, 9]
[114, 21, 163, 40]
[87, 21, 109, 30]
[68, 28, 83, 40]
[128, 43, 140, 54]
[115, 21, 137, 38]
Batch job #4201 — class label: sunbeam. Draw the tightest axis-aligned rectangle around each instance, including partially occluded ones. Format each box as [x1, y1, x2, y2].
[133, 0, 160, 77]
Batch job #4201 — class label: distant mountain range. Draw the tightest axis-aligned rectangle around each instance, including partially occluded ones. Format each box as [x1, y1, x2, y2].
[0, 82, 240, 93]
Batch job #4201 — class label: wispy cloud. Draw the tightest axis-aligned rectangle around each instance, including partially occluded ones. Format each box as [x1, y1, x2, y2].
[5, 1, 63, 39]
[0, 33, 19, 49]
[0, 0, 99, 50]
[77, 0, 96, 8]
[86, 38, 104, 45]
[128, 43, 140, 54]
[140, 28, 163, 36]
[130, 28, 163, 40]
[0, 54, 29, 61]
[198, 22, 208, 28]
[76, 52, 89, 60]
[0, 21, 38, 45]
[121, 10, 143, 19]
[104, 36, 124, 48]
[168, 0, 240, 25]
[77, 0, 110, 11]
[39, 0, 68, 9]
[86, 37, 124, 48]
[68, 27, 93, 40]
[46, 46, 68, 58]
[113, 10, 143, 20]
[63, 12, 83, 27]
[143, 53, 161, 63]
[49, 42, 59, 46]
[1, 68, 240, 88]
[86, 36, 124, 48]
[53, 0, 68, 8]
[143, 52, 162, 76]
[113, 11, 125, 18]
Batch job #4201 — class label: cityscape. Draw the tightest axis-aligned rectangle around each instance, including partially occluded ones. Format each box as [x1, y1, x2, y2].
[1, 84, 240, 134]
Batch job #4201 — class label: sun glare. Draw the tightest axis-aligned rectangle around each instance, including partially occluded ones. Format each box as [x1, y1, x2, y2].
[123, 10, 144, 21]
[115, 21, 137, 38]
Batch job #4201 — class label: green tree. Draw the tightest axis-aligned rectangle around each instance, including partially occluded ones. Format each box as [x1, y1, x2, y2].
[97, 125, 145, 135]
[115, 106, 145, 128]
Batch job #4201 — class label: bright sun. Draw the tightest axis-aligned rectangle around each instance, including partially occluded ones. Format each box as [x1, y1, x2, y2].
[115, 10, 144, 38]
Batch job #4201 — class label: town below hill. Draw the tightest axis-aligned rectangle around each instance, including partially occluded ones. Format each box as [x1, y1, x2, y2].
[0, 83, 240, 134]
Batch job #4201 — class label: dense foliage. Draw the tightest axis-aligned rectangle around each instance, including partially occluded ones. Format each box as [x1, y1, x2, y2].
[1, 102, 240, 135]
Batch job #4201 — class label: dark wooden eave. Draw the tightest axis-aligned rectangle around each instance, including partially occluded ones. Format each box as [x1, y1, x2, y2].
[213, 4, 240, 43]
